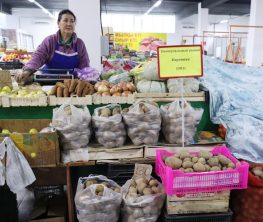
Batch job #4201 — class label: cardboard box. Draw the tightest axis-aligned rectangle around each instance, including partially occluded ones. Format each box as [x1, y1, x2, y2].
[166, 191, 230, 214]
[0, 119, 60, 167]
[0, 70, 12, 88]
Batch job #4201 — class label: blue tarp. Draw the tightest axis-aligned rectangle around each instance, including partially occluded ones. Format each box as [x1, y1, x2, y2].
[201, 56, 263, 163]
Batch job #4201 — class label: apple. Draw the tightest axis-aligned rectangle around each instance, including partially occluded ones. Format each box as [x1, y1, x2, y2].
[29, 128, 38, 134]
[30, 152, 37, 158]
[2, 86, 11, 93]
[2, 129, 11, 134]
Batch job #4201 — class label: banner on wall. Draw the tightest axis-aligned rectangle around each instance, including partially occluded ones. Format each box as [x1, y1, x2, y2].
[114, 32, 167, 51]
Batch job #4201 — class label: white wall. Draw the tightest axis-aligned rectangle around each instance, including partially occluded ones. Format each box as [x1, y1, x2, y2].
[0, 8, 58, 50]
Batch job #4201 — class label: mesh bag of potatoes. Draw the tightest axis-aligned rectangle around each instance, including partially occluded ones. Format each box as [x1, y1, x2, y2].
[122, 100, 161, 146]
[121, 177, 165, 222]
[92, 104, 126, 148]
[51, 105, 91, 150]
[160, 100, 203, 145]
[75, 175, 122, 222]
[164, 150, 237, 173]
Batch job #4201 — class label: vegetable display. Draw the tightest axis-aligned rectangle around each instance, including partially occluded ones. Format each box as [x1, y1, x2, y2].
[75, 175, 122, 222]
[49, 80, 95, 97]
[122, 101, 161, 146]
[163, 150, 238, 172]
[92, 105, 126, 148]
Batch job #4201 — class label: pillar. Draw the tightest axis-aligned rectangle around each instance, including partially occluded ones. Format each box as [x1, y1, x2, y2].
[197, 2, 209, 37]
[68, 0, 101, 71]
[246, 0, 263, 66]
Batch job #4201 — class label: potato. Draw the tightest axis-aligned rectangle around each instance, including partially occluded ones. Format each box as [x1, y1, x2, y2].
[204, 164, 211, 171]
[112, 107, 121, 115]
[149, 179, 159, 187]
[183, 157, 192, 162]
[129, 187, 137, 194]
[182, 161, 193, 169]
[192, 156, 199, 163]
[210, 166, 221, 171]
[143, 205, 152, 215]
[96, 184, 104, 193]
[151, 186, 160, 194]
[199, 150, 213, 160]
[193, 163, 206, 172]
[114, 187, 121, 193]
[137, 183, 147, 194]
[143, 187, 152, 195]
[135, 177, 148, 185]
[228, 162, 235, 169]
[197, 157, 206, 165]
[100, 108, 111, 117]
[207, 157, 219, 167]
[178, 150, 191, 159]
[165, 156, 182, 169]
[184, 168, 194, 173]
[218, 155, 231, 165]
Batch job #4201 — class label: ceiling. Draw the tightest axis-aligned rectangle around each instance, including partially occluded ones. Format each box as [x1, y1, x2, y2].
[0, 0, 251, 20]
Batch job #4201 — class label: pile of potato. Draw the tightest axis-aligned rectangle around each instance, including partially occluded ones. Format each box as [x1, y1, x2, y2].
[94, 80, 136, 96]
[122, 101, 161, 146]
[75, 176, 122, 222]
[164, 150, 237, 173]
[51, 105, 91, 150]
[251, 167, 263, 180]
[122, 177, 165, 222]
[161, 101, 203, 145]
[92, 105, 126, 148]
[50, 80, 95, 97]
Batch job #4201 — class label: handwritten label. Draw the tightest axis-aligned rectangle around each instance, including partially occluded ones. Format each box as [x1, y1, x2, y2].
[157, 45, 203, 79]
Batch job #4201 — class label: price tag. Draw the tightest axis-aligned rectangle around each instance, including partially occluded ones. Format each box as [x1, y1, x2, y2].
[157, 45, 203, 79]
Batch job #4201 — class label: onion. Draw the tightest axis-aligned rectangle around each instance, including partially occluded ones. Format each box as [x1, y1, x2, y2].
[127, 82, 136, 92]
[98, 85, 109, 93]
[122, 91, 131, 97]
[102, 92, 111, 96]
[112, 92, 121, 96]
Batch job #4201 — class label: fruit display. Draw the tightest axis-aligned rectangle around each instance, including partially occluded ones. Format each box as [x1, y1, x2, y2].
[122, 101, 161, 146]
[75, 175, 122, 222]
[94, 80, 136, 97]
[49, 80, 95, 97]
[1, 52, 31, 63]
[92, 105, 126, 148]
[160, 101, 203, 145]
[163, 150, 237, 173]
[0, 86, 46, 98]
[121, 176, 165, 222]
[1, 128, 38, 134]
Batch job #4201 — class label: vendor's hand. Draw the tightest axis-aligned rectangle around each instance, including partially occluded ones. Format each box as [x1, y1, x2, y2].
[15, 70, 33, 85]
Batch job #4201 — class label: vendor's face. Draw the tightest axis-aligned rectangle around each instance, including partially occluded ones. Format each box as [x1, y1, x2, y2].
[58, 13, 75, 35]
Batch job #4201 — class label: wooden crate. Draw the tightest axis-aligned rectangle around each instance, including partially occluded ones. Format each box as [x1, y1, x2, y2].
[166, 191, 230, 215]
[48, 95, 92, 106]
[1, 95, 47, 107]
[92, 94, 134, 104]
[88, 144, 144, 160]
[135, 92, 205, 102]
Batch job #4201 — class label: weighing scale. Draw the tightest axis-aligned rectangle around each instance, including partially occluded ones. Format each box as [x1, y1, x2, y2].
[34, 69, 74, 85]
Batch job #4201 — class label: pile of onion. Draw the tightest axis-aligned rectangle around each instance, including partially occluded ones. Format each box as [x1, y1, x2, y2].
[94, 81, 136, 96]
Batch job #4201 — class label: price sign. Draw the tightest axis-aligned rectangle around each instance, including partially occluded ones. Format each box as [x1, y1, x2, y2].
[157, 45, 203, 79]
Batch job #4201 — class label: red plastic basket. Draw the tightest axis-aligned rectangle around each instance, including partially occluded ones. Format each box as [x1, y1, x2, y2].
[155, 145, 248, 195]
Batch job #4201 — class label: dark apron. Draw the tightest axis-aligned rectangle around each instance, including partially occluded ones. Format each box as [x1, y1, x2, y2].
[42, 42, 80, 74]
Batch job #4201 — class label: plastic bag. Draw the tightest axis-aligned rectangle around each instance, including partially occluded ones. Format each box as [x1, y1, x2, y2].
[0, 137, 36, 193]
[121, 179, 165, 222]
[108, 71, 131, 84]
[17, 188, 35, 222]
[75, 175, 122, 222]
[143, 60, 159, 81]
[137, 79, 167, 93]
[51, 105, 91, 150]
[122, 100, 161, 145]
[92, 104, 126, 148]
[167, 78, 199, 93]
[161, 101, 203, 145]
[74, 67, 100, 83]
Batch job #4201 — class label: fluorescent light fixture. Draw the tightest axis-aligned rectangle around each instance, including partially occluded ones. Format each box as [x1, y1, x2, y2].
[28, 0, 55, 19]
[220, 19, 228, 24]
[144, 0, 163, 16]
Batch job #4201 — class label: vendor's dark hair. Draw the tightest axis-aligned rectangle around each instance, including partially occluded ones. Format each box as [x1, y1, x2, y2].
[58, 9, 76, 22]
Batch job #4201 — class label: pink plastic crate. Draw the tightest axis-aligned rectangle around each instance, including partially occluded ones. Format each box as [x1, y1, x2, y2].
[155, 145, 248, 195]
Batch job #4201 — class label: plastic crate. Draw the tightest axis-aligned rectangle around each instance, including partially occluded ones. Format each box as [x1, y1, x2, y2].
[107, 163, 159, 186]
[156, 145, 249, 195]
[0, 61, 23, 70]
[161, 209, 233, 222]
